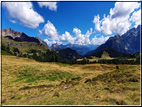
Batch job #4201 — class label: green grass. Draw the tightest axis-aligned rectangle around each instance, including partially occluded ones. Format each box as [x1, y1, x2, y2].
[2, 37, 48, 54]
[2, 55, 141, 105]
[84, 66, 140, 105]
[1, 50, 11, 55]
[14, 64, 75, 83]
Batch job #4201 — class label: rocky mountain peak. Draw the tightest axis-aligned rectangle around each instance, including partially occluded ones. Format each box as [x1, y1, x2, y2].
[2, 28, 49, 48]
[35, 36, 49, 48]
[115, 35, 121, 38]
[88, 25, 141, 54]
[51, 43, 59, 48]
[2, 28, 21, 38]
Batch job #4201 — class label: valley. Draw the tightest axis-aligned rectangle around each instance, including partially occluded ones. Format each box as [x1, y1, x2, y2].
[1, 27, 141, 105]
[1, 1, 141, 106]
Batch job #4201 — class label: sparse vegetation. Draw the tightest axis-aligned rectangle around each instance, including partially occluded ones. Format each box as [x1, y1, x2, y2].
[53, 92, 60, 97]
[2, 55, 140, 105]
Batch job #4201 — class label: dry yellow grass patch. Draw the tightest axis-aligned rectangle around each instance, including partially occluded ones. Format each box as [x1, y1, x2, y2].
[2, 55, 140, 105]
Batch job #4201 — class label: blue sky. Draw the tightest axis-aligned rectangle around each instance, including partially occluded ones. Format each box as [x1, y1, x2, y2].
[2, 1, 141, 46]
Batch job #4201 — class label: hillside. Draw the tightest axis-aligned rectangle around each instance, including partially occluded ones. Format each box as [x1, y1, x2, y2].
[2, 37, 48, 54]
[2, 55, 140, 105]
[85, 48, 140, 59]
[1, 37, 62, 63]
[86, 25, 140, 55]
[57, 48, 82, 61]
[1, 28, 64, 63]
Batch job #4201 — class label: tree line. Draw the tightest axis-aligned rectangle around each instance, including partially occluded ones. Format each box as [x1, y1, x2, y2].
[2, 43, 140, 65]
[70, 58, 140, 65]
[1, 43, 62, 62]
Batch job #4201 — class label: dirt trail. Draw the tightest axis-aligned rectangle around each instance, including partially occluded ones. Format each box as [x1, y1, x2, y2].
[23, 93, 53, 103]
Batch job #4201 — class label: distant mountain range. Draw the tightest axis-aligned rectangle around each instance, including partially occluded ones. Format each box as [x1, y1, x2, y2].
[86, 25, 141, 55]
[51, 43, 99, 56]
[2, 25, 141, 61]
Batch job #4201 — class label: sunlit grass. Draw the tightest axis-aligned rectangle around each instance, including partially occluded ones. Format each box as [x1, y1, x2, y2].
[2, 37, 47, 53]
[2, 55, 140, 105]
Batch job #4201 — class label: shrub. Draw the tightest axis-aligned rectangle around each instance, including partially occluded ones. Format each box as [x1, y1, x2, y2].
[84, 79, 92, 83]
[53, 92, 60, 97]
[116, 65, 119, 69]
[129, 78, 138, 82]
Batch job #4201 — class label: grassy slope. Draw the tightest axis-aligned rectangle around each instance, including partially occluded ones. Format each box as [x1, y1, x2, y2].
[2, 37, 48, 53]
[2, 55, 140, 105]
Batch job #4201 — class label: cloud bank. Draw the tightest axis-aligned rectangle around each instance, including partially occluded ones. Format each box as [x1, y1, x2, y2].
[40, 20, 110, 46]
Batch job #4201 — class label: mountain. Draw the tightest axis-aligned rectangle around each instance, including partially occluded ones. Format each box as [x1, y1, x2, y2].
[35, 36, 49, 48]
[86, 25, 141, 55]
[51, 43, 99, 56]
[1, 28, 63, 63]
[57, 48, 82, 61]
[51, 43, 63, 51]
[2, 28, 49, 48]
[2, 28, 21, 38]
[1, 28, 52, 58]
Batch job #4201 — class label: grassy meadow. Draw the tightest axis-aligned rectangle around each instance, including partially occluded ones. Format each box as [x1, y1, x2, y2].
[2, 37, 48, 54]
[2, 55, 141, 105]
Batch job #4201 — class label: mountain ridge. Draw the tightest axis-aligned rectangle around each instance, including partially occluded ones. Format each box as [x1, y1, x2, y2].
[51, 43, 99, 56]
[86, 25, 141, 55]
[2, 28, 49, 48]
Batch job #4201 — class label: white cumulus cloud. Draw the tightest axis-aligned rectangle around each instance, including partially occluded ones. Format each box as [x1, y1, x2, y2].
[73, 28, 93, 45]
[2, 2, 44, 28]
[93, 2, 141, 35]
[38, 2, 57, 11]
[73, 28, 85, 45]
[40, 20, 59, 41]
[59, 28, 94, 45]
[129, 9, 141, 28]
[44, 39, 56, 46]
[10, 19, 16, 23]
[84, 28, 93, 44]
[60, 31, 75, 44]
[110, 2, 140, 19]
[93, 15, 102, 32]
[91, 35, 110, 45]
[40, 19, 111, 46]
